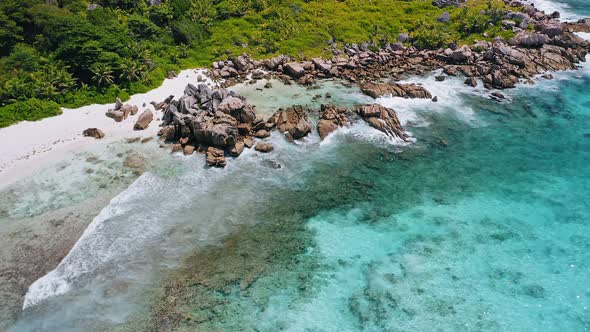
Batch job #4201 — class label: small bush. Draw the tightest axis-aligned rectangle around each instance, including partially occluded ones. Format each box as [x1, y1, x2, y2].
[0, 98, 62, 128]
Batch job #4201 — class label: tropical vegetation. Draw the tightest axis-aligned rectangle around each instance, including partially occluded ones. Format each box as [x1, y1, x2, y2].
[0, 0, 513, 127]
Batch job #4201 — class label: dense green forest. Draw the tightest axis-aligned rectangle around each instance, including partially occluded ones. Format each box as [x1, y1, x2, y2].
[0, 0, 512, 127]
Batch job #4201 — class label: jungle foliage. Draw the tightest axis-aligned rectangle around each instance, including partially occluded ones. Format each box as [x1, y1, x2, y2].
[0, 0, 512, 127]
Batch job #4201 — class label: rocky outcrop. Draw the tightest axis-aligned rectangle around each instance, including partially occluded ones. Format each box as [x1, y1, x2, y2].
[206, 7, 589, 94]
[508, 32, 551, 47]
[106, 98, 138, 122]
[361, 82, 432, 99]
[82, 128, 105, 139]
[206, 147, 226, 167]
[134, 110, 153, 130]
[267, 106, 312, 140]
[284, 62, 305, 78]
[317, 104, 351, 139]
[156, 83, 257, 166]
[356, 104, 408, 141]
[564, 18, 590, 33]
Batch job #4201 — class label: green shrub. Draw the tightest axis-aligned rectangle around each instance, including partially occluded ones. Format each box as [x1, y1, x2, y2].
[0, 98, 62, 128]
[128, 14, 161, 39]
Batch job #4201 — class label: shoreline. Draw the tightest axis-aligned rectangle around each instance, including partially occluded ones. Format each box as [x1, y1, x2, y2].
[0, 69, 214, 191]
[4, 35, 590, 332]
[1, 0, 590, 330]
[1, 1, 589, 184]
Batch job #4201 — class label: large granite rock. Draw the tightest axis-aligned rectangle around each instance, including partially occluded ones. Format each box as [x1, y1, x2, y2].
[105, 98, 137, 122]
[264, 55, 289, 70]
[312, 58, 332, 73]
[284, 62, 305, 78]
[361, 82, 432, 99]
[508, 33, 551, 47]
[356, 104, 408, 141]
[268, 106, 312, 140]
[206, 147, 226, 167]
[134, 110, 153, 130]
[317, 104, 351, 139]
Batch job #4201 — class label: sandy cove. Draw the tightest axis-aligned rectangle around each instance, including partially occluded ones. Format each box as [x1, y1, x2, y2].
[0, 69, 215, 191]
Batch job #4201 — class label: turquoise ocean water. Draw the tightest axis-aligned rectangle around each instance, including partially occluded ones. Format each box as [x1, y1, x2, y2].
[10, 65, 588, 332]
[173, 70, 590, 331]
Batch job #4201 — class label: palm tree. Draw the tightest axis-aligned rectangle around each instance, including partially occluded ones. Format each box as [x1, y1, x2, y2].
[129, 43, 153, 65]
[49, 65, 76, 93]
[58, 72, 77, 92]
[119, 59, 143, 83]
[90, 64, 115, 87]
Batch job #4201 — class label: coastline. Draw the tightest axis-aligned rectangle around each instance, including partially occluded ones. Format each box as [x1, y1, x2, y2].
[1, 0, 589, 184]
[1, 1, 590, 329]
[0, 69, 212, 191]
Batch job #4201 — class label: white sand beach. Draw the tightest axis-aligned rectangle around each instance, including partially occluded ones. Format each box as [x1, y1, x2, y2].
[0, 69, 214, 190]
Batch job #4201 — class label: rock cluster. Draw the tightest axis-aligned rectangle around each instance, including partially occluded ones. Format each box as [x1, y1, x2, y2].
[208, 3, 589, 93]
[317, 104, 351, 139]
[106, 98, 138, 122]
[157, 83, 260, 167]
[154, 83, 410, 167]
[267, 106, 312, 141]
[360, 82, 432, 99]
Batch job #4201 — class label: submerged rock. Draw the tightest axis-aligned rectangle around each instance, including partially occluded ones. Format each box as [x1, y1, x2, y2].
[464, 77, 478, 87]
[255, 142, 274, 153]
[255, 129, 271, 138]
[123, 152, 146, 175]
